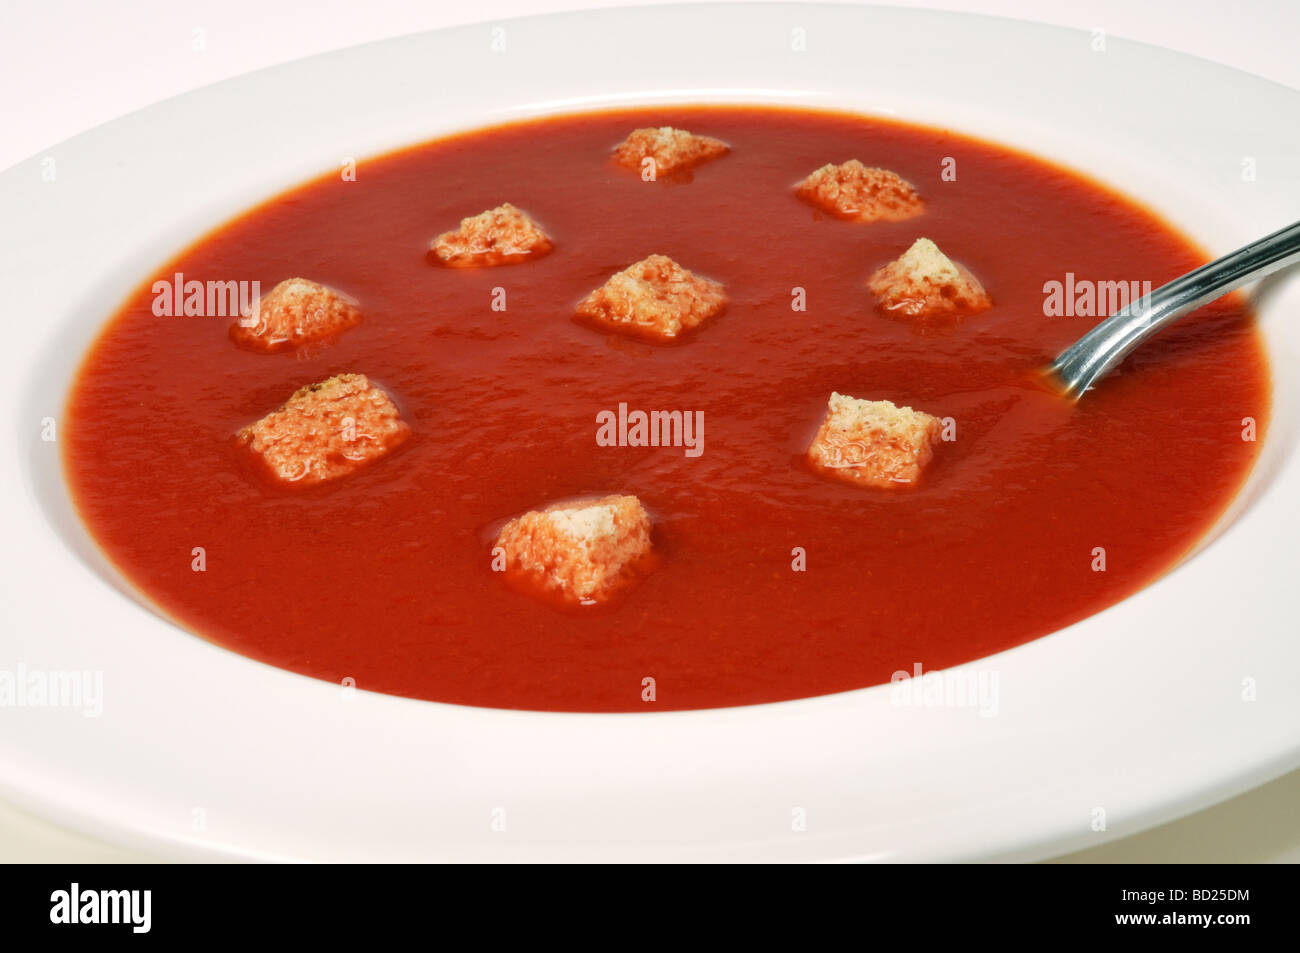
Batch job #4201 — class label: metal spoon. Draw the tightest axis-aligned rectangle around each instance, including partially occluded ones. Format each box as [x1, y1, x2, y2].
[1048, 219, 1300, 398]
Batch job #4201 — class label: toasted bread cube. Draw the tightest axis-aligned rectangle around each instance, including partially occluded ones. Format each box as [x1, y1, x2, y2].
[430, 202, 552, 267]
[575, 254, 727, 342]
[613, 126, 729, 176]
[238, 374, 410, 485]
[496, 495, 653, 604]
[807, 392, 943, 489]
[230, 278, 362, 352]
[868, 238, 992, 319]
[796, 160, 924, 223]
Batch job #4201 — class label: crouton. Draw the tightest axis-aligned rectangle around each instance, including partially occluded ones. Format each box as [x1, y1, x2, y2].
[429, 202, 552, 267]
[230, 278, 362, 352]
[868, 237, 992, 319]
[496, 495, 653, 604]
[575, 254, 727, 342]
[237, 374, 410, 485]
[612, 126, 729, 176]
[807, 392, 943, 489]
[796, 160, 924, 222]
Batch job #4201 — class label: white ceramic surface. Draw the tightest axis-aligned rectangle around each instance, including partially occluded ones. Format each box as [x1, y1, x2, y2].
[1, 3, 1298, 862]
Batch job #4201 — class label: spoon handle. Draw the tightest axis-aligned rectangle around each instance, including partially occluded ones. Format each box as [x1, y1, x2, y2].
[1049, 219, 1300, 398]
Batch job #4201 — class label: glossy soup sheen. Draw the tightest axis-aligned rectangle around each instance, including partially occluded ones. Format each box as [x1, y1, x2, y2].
[64, 107, 1268, 711]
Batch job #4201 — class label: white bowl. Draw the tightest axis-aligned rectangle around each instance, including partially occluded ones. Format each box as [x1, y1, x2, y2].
[2, 3, 1298, 862]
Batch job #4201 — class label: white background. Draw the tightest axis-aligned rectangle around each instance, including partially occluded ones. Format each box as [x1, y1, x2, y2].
[2, 0, 1298, 862]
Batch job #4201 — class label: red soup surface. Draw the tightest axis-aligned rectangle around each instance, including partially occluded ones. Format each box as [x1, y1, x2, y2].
[63, 107, 1268, 711]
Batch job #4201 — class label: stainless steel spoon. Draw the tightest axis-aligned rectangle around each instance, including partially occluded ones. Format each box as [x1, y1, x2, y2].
[1048, 219, 1300, 398]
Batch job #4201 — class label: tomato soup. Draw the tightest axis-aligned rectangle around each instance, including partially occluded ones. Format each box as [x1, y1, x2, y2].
[62, 107, 1268, 711]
